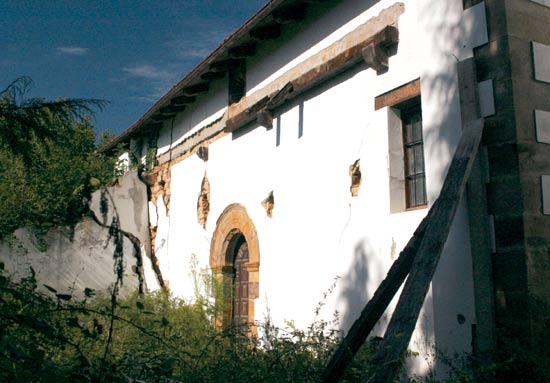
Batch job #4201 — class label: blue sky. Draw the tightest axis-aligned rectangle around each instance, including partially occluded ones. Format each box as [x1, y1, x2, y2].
[1, 1, 267, 136]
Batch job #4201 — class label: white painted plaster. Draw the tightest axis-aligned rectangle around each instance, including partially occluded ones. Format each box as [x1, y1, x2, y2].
[478, 79, 495, 117]
[461, 2, 488, 57]
[148, 0, 481, 378]
[148, 201, 158, 228]
[153, 196, 171, 289]
[535, 109, 550, 144]
[156, 82, 227, 156]
[542, 175, 550, 215]
[141, 244, 161, 292]
[116, 152, 129, 173]
[532, 41, 550, 83]
[530, 0, 550, 8]
[247, 0, 402, 95]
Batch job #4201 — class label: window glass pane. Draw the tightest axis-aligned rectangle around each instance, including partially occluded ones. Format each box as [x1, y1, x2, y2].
[404, 123, 413, 143]
[414, 145, 424, 173]
[413, 119, 422, 143]
[415, 176, 426, 205]
[407, 179, 416, 205]
[401, 101, 426, 208]
[406, 147, 415, 174]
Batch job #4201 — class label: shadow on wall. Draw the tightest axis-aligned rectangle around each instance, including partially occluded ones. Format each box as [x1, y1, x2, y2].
[247, 0, 380, 92]
[338, 239, 386, 333]
[419, 0, 483, 190]
[338, 238, 436, 375]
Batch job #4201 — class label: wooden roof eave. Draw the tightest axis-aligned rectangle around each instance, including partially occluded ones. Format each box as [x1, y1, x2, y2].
[104, 0, 295, 151]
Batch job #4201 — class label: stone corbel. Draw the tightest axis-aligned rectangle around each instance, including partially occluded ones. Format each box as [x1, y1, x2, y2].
[257, 108, 274, 129]
[362, 43, 388, 74]
[361, 24, 398, 75]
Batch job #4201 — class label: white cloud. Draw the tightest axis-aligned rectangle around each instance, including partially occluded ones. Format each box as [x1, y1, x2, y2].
[122, 64, 176, 82]
[121, 64, 181, 103]
[57, 46, 89, 56]
[165, 28, 229, 60]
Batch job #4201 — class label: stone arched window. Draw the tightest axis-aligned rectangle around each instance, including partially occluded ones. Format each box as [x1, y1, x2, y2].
[210, 204, 259, 331]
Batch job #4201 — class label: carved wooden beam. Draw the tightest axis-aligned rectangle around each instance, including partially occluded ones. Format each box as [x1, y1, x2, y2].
[267, 82, 294, 108]
[201, 71, 226, 81]
[257, 108, 274, 129]
[182, 82, 210, 95]
[228, 59, 247, 105]
[209, 60, 230, 72]
[151, 113, 175, 121]
[272, 3, 306, 24]
[225, 25, 399, 132]
[160, 105, 186, 114]
[374, 79, 421, 111]
[250, 24, 281, 40]
[171, 95, 196, 106]
[229, 43, 257, 58]
[144, 121, 163, 129]
[361, 43, 388, 73]
[141, 122, 163, 133]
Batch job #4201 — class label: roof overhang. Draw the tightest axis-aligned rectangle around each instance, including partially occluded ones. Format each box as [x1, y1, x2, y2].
[106, 0, 339, 151]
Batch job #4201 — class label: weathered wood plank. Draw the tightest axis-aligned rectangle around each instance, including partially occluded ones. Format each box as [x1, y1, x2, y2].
[374, 79, 421, 110]
[272, 3, 306, 24]
[225, 26, 399, 132]
[182, 82, 209, 95]
[370, 118, 484, 383]
[228, 43, 257, 58]
[321, 207, 434, 383]
[250, 24, 281, 40]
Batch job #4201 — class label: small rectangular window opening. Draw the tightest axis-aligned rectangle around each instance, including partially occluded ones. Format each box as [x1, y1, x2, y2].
[401, 104, 427, 208]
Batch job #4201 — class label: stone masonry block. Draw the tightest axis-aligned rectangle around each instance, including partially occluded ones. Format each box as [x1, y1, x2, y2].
[486, 178, 523, 215]
[487, 143, 519, 179]
[532, 41, 550, 83]
[462, 2, 488, 52]
[494, 215, 525, 249]
[542, 175, 550, 214]
[493, 250, 528, 293]
[530, 0, 550, 8]
[479, 79, 495, 117]
[535, 110, 550, 143]
[494, 290, 531, 320]
[520, 176, 544, 215]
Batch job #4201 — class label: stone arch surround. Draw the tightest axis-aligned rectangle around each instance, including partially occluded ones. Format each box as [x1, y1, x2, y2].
[210, 204, 260, 327]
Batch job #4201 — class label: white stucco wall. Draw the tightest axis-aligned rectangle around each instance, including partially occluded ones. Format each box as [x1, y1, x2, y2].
[145, 0, 489, 377]
[156, 79, 228, 157]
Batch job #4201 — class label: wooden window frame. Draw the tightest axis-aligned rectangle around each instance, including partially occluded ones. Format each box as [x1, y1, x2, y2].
[401, 104, 427, 208]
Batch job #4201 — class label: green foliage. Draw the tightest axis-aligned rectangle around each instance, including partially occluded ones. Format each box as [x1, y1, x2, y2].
[0, 78, 117, 238]
[6, 262, 546, 383]
[0, 262, 384, 383]
[0, 77, 107, 161]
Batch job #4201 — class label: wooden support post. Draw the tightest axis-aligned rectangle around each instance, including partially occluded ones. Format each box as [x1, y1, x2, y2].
[321, 209, 433, 383]
[370, 118, 484, 383]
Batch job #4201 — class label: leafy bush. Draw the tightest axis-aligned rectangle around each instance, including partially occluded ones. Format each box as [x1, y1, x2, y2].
[0, 262, 381, 383]
[0, 77, 117, 239]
